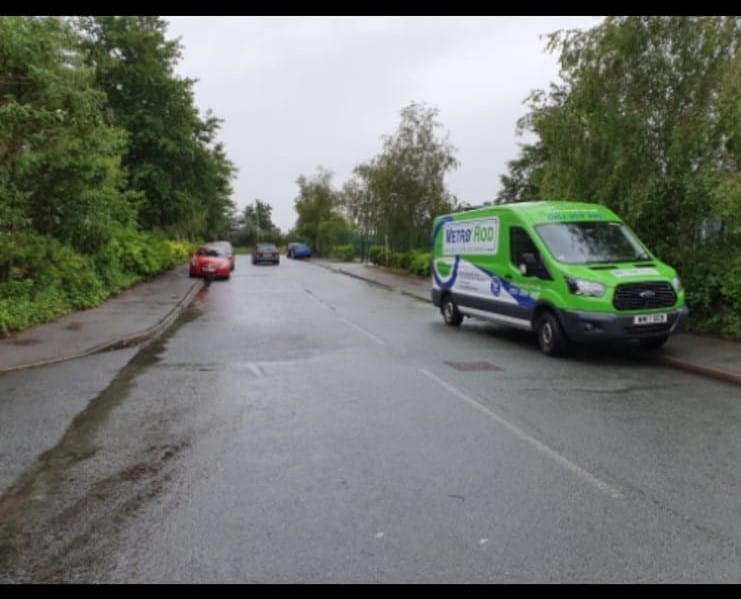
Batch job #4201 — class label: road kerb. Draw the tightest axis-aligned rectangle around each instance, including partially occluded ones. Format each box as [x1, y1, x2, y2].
[335, 268, 395, 291]
[0, 277, 204, 374]
[652, 355, 741, 387]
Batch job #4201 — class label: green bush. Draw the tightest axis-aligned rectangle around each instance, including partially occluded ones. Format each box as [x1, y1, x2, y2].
[369, 245, 386, 266]
[718, 256, 741, 338]
[672, 245, 741, 339]
[387, 251, 409, 270]
[365, 245, 430, 278]
[0, 229, 191, 338]
[330, 244, 355, 262]
[91, 235, 135, 293]
[410, 251, 431, 277]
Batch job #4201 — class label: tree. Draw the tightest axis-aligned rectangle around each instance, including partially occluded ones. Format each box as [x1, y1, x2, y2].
[236, 200, 280, 245]
[254, 200, 276, 239]
[348, 102, 458, 252]
[496, 142, 547, 204]
[0, 16, 134, 253]
[77, 16, 235, 238]
[197, 141, 237, 240]
[516, 16, 741, 252]
[293, 167, 347, 256]
[711, 45, 741, 241]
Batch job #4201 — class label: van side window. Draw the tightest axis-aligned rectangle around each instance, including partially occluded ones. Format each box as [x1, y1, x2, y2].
[510, 227, 538, 266]
[510, 227, 552, 279]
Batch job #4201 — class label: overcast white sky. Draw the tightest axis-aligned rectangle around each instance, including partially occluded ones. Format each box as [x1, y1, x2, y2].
[164, 16, 603, 233]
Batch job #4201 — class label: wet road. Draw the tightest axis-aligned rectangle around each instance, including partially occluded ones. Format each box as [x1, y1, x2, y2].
[1, 258, 741, 582]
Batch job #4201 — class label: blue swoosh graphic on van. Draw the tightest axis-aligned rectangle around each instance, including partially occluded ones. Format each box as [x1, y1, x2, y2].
[473, 264, 536, 308]
[431, 215, 453, 246]
[432, 216, 459, 290]
[433, 256, 460, 290]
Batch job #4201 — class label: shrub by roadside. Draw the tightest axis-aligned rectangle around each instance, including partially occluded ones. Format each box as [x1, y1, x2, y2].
[673, 247, 741, 340]
[368, 245, 430, 277]
[0, 229, 194, 338]
[330, 244, 355, 262]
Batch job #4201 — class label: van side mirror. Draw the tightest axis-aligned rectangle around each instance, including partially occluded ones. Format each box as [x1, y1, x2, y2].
[520, 252, 552, 280]
[520, 252, 538, 276]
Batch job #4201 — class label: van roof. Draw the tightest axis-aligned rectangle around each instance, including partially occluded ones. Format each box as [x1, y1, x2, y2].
[439, 201, 620, 226]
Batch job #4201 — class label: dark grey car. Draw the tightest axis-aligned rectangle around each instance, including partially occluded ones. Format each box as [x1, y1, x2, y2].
[252, 242, 280, 265]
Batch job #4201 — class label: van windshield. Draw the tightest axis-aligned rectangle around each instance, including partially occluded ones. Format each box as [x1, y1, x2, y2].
[535, 221, 650, 264]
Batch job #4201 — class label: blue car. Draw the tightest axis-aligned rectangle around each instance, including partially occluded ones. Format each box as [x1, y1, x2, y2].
[287, 242, 311, 259]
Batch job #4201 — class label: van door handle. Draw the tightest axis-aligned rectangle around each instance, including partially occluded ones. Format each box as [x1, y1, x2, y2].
[504, 274, 512, 279]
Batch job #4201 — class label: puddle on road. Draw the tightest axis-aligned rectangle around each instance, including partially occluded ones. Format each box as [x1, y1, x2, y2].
[10, 296, 206, 481]
[0, 296, 207, 582]
[187, 286, 210, 314]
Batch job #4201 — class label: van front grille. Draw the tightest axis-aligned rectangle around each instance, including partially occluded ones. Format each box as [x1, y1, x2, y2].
[625, 323, 674, 335]
[613, 282, 677, 310]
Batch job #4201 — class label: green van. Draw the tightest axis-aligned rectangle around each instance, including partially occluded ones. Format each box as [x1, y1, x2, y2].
[431, 201, 688, 355]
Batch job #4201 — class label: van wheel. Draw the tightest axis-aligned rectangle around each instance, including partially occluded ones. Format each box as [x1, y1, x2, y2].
[536, 311, 566, 356]
[639, 335, 668, 350]
[442, 295, 463, 327]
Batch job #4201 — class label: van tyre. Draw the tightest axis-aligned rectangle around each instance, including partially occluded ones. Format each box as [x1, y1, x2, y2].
[536, 311, 566, 356]
[442, 295, 463, 327]
[639, 335, 668, 350]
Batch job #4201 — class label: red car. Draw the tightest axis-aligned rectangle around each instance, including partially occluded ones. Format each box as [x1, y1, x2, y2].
[211, 240, 235, 271]
[189, 244, 232, 280]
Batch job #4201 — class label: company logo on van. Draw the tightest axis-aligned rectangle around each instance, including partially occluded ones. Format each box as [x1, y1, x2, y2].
[442, 218, 498, 256]
[545, 209, 606, 221]
[445, 224, 495, 244]
[490, 276, 501, 296]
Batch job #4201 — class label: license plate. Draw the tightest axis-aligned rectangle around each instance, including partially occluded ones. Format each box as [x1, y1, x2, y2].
[203, 266, 216, 273]
[633, 313, 667, 325]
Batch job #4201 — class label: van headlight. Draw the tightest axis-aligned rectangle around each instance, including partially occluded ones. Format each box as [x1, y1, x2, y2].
[672, 275, 683, 291]
[566, 276, 605, 297]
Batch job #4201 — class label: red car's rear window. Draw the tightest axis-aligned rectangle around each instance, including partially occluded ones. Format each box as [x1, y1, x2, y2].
[197, 247, 223, 257]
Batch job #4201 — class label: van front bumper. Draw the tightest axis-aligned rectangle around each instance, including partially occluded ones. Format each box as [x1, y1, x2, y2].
[432, 289, 442, 307]
[557, 306, 689, 343]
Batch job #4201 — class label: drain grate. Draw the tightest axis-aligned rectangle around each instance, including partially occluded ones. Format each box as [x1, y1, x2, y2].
[445, 361, 502, 372]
